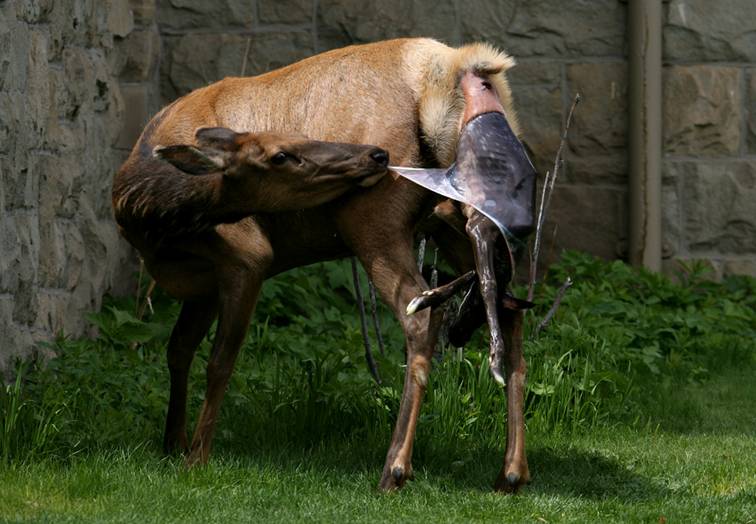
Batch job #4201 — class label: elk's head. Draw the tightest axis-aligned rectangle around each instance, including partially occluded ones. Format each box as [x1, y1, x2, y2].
[154, 127, 389, 212]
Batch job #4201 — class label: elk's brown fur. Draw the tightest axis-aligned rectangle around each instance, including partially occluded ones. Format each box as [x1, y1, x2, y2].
[113, 37, 530, 492]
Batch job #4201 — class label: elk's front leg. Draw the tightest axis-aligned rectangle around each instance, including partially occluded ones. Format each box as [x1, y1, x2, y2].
[494, 309, 530, 492]
[339, 194, 444, 490]
[361, 247, 444, 490]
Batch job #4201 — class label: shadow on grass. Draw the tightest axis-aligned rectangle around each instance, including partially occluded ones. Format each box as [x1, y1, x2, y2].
[212, 430, 669, 502]
[418, 443, 670, 501]
[640, 365, 756, 436]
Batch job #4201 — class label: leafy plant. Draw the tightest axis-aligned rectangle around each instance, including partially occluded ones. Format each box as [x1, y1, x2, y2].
[4, 252, 754, 463]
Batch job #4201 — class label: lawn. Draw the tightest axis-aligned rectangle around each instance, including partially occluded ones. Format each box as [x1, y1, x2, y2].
[1, 253, 754, 523]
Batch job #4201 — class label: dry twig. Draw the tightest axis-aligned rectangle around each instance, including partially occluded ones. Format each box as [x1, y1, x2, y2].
[532, 277, 573, 339]
[368, 281, 385, 355]
[351, 257, 381, 384]
[528, 93, 581, 302]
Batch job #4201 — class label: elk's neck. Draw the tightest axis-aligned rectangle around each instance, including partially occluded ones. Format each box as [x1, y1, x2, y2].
[114, 170, 248, 239]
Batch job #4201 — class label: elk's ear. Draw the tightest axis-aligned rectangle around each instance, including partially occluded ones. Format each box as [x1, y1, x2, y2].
[195, 127, 243, 151]
[153, 145, 228, 175]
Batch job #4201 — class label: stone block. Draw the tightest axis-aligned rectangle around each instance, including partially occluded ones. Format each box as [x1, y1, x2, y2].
[662, 180, 681, 259]
[748, 69, 756, 154]
[544, 185, 626, 262]
[0, 13, 9, 94]
[13, 279, 39, 326]
[564, 154, 627, 187]
[0, 208, 19, 294]
[665, 0, 756, 62]
[88, 50, 125, 143]
[38, 219, 85, 290]
[164, 32, 313, 97]
[0, 157, 5, 213]
[317, 0, 457, 51]
[7, 211, 40, 326]
[510, 83, 562, 175]
[459, 1, 515, 48]
[0, 0, 141, 370]
[47, 0, 98, 61]
[156, 0, 255, 32]
[566, 62, 627, 156]
[503, 0, 626, 58]
[722, 258, 756, 278]
[259, 0, 312, 25]
[25, 28, 52, 142]
[59, 47, 96, 121]
[0, 297, 36, 373]
[662, 257, 723, 282]
[34, 288, 92, 338]
[664, 66, 741, 156]
[1, 153, 38, 210]
[674, 160, 756, 254]
[76, 215, 122, 297]
[507, 61, 561, 86]
[116, 84, 151, 149]
[130, 0, 156, 27]
[14, 0, 54, 23]
[6, 18, 31, 93]
[107, 0, 134, 38]
[115, 27, 160, 82]
[37, 154, 81, 224]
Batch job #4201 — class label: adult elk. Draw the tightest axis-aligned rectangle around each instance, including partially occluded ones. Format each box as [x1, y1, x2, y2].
[113, 38, 536, 492]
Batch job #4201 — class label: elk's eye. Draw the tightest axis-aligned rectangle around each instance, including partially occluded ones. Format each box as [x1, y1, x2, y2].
[271, 152, 288, 165]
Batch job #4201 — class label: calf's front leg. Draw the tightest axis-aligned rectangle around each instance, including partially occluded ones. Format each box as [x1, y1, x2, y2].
[164, 299, 218, 454]
[464, 207, 529, 493]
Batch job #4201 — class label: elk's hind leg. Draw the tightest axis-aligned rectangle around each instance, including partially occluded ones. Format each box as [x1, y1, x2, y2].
[494, 309, 530, 492]
[164, 299, 218, 454]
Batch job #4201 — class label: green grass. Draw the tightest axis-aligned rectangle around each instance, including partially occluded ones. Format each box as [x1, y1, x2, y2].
[1, 252, 755, 522]
[1, 373, 753, 523]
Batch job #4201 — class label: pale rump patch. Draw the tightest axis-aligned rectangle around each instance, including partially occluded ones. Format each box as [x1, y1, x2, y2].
[401, 39, 519, 167]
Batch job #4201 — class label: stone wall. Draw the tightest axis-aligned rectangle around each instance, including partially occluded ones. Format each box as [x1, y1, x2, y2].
[0, 0, 158, 369]
[662, 0, 756, 277]
[153, 0, 756, 277]
[2, 0, 755, 368]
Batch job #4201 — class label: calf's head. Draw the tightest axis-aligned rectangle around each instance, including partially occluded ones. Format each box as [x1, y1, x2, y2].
[154, 127, 389, 212]
[457, 71, 537, 242]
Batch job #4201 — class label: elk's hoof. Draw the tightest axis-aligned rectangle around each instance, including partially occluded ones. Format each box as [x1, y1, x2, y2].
[493, 466, 530, 493]
[163, 432, 189, 456]
[183, 448, 209, 469]
[378, 464, 414, 491]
